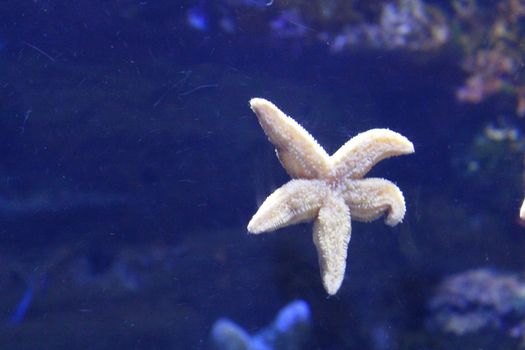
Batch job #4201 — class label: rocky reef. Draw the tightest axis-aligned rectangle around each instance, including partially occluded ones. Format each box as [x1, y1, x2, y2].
[428, 269, 525, 347]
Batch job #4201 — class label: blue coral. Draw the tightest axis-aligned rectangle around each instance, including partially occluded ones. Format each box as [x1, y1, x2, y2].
[211, 300, 311, 350]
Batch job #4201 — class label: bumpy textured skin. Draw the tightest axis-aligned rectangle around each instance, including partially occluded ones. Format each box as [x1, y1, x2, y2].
[313, 193, 351, 295]
[250, 98, 330, 179]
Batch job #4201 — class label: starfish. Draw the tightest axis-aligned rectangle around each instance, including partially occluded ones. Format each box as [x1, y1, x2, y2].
[247, 98, 414, 295]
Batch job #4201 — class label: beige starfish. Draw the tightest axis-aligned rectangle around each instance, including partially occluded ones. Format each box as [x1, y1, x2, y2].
[247, 98, 414, 295]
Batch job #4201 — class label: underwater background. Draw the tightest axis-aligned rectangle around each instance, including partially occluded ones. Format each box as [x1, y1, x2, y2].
[1, 0, 525, 349]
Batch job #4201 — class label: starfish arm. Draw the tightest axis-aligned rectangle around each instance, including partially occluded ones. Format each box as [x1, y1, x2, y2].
[329, 129, 414, 179]
[312, 193, 351, 295]
[341, 178, 406, 226]
[247, 179, 329, 234]
[250, 98, 331, 179]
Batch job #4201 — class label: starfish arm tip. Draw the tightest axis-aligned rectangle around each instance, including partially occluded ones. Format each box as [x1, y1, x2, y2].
[379, 128, 415, 155]
[247, 216, 266, 234]
[407, 141, 415, 154]
[406, 141, 415, 154]
[249, 97, 269, 111]
[323, 275, 343, 295]
[385, 214, 404, 227]
[384, 186, 406, 226]
[330, 129, 415, 179]
[384, 204, 406, 227]
[246, 225, 262, 235]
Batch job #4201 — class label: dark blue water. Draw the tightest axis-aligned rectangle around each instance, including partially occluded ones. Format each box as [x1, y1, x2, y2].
[1, 1, 524, 349]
